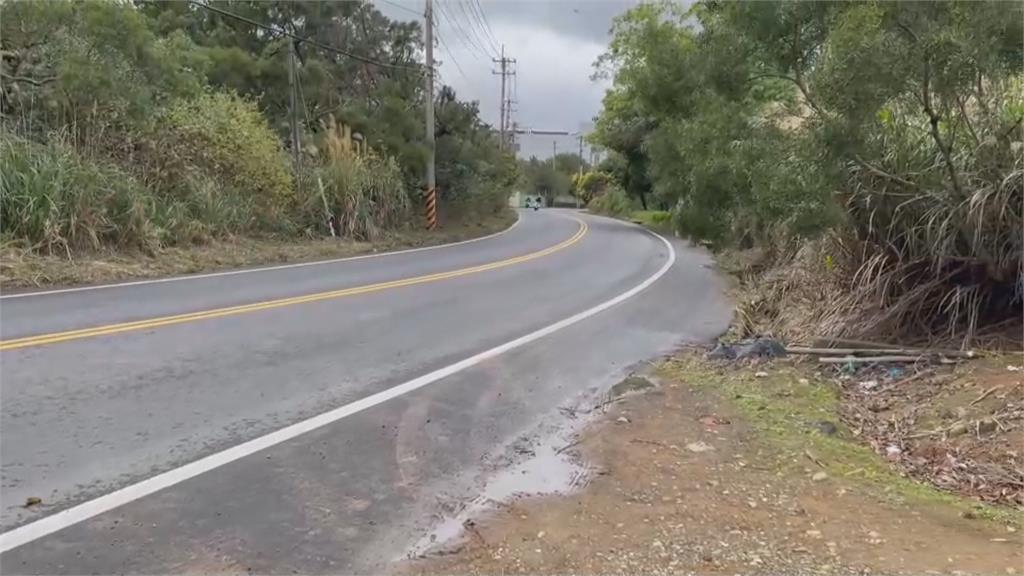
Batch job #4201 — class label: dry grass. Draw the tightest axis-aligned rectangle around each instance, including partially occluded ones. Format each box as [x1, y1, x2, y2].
[724, 228, 1023, 349]
[0, 210, 516, 290]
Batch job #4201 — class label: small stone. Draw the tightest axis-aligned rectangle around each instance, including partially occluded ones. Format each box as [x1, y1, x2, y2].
[24, 497, 42, 508]
[812, 471, 829, 482]
[537, 531, 545, 539]
[885, 445, 902, 461]
[805, 529, 823, 539]
[859, 379, 879, 391]
[652, 540, 664, 549]
[616, 416, 630, 424]
[1006, 567, 1017, 574]
[814, 421, 838, 436]
[1007, 526, 1017, 533]
[754, 371, 769, 378]
[686, 441, 715, 453]
[798, 378, 810, 385]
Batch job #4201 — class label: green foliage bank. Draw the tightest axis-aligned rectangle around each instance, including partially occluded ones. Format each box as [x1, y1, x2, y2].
[592, 1, 1023, 343]
[1, 0, 515, 256]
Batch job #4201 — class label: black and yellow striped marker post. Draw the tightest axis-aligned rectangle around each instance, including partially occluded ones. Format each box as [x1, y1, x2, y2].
[424, 186, 438, 230]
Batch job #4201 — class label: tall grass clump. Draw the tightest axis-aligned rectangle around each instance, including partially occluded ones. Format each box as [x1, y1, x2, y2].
[587, 186, 636, 218]
[0, 133, 161, 254]
[309, 116, 411, 240]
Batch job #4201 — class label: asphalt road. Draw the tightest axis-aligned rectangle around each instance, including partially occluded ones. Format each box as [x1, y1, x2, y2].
[0, 209, 731, 573]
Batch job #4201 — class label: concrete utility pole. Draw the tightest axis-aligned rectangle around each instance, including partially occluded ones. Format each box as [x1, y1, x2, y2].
[287, 39, 301, 183]
[499, 45, 506, 146]
[423, 0, 437, 229]
[577, 133, 585, 209]
[492, 45, 515, 150]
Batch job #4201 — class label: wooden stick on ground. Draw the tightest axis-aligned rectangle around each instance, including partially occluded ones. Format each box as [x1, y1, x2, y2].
[969, 385, 1000, 407]
[818, 355, 925, 364]
[811, 337, 903, 350]
[789, 346, 976, 358]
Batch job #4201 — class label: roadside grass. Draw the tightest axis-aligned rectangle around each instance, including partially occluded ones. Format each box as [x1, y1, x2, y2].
[659, 353, 1023, 528]
[628, 210, 672, 233]
[1, 208, 517, 289]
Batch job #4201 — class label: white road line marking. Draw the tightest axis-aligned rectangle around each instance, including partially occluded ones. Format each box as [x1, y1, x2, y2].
[0, 219, 675, 554]
[0, 212, 522, 299]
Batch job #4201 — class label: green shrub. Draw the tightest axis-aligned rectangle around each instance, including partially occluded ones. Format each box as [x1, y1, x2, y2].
[147, 92, 294, 221]
[587, 187, 636, 217]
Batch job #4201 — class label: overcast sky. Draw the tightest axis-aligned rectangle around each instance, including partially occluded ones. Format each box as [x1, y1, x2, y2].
[372, 0, 637, 159]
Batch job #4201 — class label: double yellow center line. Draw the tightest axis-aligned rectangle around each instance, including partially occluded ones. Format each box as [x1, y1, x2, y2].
[0, 219, 588, 351]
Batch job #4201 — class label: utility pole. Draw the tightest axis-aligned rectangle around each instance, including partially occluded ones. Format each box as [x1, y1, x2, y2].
[576, 133, 585, 209]
[423, 0, 437, 230]
[499, 45, 506, 148]
[287, 39, 301, 183]
[492, 46, 515, 150]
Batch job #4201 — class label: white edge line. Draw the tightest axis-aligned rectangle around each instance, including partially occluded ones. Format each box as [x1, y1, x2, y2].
[0, 212, 523, 300]
[0, 221, 675, 554]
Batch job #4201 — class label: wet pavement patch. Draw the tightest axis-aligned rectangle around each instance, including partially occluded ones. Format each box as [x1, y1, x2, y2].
[609, 376, 654, 398]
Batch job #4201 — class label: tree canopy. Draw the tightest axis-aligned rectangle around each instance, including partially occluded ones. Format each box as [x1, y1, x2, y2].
[2, 0, 516, 251]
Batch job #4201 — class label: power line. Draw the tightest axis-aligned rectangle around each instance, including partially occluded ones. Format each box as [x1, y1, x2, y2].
[455, 1, 497, 58]
[435, 30, 469, 83]
[470, 0, 502, 55]
[375, 0, 421, 17]
[462, 0, 500, 56]
[187, 0, 424, 73]
[435, 1, 491, 61]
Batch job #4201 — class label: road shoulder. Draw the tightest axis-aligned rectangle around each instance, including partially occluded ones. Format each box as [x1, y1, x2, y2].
[403, 351, 1023, 575]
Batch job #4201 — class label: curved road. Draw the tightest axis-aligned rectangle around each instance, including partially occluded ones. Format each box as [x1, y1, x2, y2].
[0, 210, 730, 573]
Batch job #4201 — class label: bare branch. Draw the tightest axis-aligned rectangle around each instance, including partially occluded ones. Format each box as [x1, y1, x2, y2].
[956, 96, 981, 147]
[853, 156, 920, 190]
[0, 72, 57, 87]
[920, 55, 964, 197]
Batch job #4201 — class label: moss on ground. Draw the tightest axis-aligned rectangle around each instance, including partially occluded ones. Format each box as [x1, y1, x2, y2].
[659, 354, 1023, 527]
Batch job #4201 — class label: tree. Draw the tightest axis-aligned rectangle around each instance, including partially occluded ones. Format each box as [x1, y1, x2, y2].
[591, 0, 1023, 341]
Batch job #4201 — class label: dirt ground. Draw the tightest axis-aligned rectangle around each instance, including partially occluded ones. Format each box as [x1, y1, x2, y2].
[0, 210, 516, 289]
[404, 353, 1024, 575]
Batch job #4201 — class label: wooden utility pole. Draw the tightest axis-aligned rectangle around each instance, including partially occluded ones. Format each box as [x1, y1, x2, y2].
[423, 0, 437, 230]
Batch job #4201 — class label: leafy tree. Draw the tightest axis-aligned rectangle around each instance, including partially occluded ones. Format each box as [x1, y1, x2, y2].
[592, 0, 1022, 340]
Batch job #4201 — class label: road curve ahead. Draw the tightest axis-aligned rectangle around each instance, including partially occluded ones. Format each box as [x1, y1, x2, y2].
[0, 209, 731, 573]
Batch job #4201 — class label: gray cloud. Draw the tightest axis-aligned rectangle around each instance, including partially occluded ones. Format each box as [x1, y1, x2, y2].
[372, 0, 638, 159]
